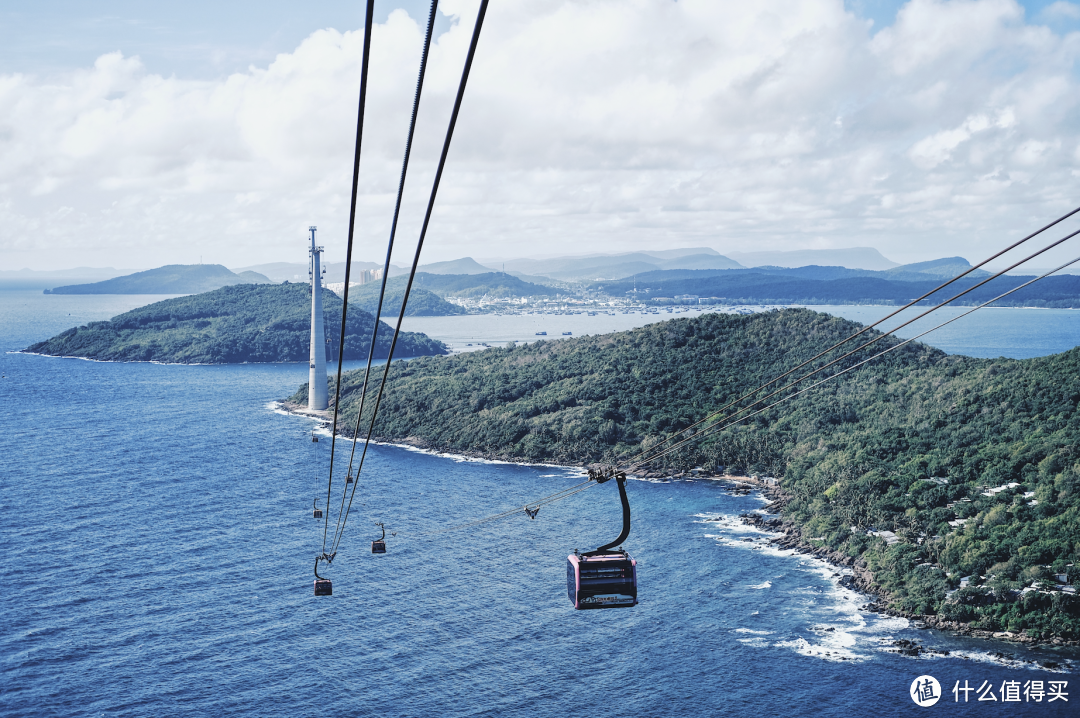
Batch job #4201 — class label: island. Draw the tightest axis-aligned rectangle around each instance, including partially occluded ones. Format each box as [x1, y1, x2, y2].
[26, 282, 446, 363]
[289, 308, 1080, 643]
[44, 263, 271, 294]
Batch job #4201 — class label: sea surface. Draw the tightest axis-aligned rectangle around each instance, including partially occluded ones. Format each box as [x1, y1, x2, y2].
[1, 289, 1077, 717]
[402, 304, 1080, 360]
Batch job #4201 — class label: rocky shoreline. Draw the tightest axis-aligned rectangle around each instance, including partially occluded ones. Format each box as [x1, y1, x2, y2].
[732, 477, 1080, 650]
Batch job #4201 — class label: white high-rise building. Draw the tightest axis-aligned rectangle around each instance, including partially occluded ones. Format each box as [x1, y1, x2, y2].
[308, 226, 328, 411]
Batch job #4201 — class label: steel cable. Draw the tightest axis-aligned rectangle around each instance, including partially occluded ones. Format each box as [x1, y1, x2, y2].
[618, 205, 1080, 469]
[629, 253, 1080, 471]
[328, 0, 440, 555]
[626, 226, 1080, 471]
[322, 0, 376, 555]
[391, 478, 600, 539]
[332, 0, 491, 556]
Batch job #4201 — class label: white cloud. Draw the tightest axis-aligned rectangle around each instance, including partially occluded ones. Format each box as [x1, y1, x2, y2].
[1041, 1, 1080, 21]
[1, 0, 1079, 269]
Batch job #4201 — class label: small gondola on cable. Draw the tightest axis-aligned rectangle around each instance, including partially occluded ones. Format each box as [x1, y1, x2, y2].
[371, 523, 388, 554]
[314, 552, 335, 596]
[566, 468, 637, 609]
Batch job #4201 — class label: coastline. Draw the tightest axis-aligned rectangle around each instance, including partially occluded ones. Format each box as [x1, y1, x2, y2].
[278, 399, 1080, 653]
[733, 476, 1080, 652]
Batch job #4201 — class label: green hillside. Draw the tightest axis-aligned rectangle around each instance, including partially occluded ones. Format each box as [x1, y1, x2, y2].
[45, 264, 270, 294]
[291, 309, 1080, 638]
[342, 283, 468, 316]
[26, 282, 446, 363]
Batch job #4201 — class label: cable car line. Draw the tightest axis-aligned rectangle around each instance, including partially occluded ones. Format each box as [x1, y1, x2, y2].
[616, 204, 1080, 470]
[327, 0, 441, 557]
[627, 254, 1080, 471]
[623, 224, 1080, 471]
[331, 0, 491, 558]
[300, 0, 1077, 603]
[320, 0, 376, 561]
[378, 477, 599, 540]
[626, 237, 1080, 471]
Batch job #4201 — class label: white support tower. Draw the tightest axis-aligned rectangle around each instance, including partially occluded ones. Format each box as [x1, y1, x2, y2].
[308, 226, 329, 411]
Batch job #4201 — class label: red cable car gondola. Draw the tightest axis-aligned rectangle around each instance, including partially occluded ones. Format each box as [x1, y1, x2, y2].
[567, 470, 637, 609]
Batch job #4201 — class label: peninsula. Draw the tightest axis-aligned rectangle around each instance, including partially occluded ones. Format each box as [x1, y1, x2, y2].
[27, 282, 446, 363]
[290, 309, 1080, 641]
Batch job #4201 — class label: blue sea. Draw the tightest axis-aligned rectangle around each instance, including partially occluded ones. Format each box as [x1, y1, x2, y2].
[1, 289, 1076, 717]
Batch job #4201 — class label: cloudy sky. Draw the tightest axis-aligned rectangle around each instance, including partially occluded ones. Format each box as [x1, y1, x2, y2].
[2, 0, 1079, 271]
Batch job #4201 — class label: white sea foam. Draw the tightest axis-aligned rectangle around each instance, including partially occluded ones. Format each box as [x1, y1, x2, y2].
[701, 506, 918, 663]
[15, 349, 220, 366]
[734, 628, 773, 635]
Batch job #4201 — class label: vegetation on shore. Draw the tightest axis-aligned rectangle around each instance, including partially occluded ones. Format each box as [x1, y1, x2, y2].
[27, 283, 446, 363]
[291, 309, 1080, 638]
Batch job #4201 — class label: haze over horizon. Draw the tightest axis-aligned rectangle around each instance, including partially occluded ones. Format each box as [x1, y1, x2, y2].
[2, 0, 1080, 272]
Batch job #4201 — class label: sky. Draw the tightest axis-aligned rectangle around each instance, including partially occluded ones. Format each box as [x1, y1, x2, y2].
[1, 0, 1079, 271]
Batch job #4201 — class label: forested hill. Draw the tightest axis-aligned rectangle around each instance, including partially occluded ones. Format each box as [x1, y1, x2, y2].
[26, 283, 446, 363]
[292, 309, 1080, 637]
[45, 264, 270, 294]
[339, 282, 467, 317]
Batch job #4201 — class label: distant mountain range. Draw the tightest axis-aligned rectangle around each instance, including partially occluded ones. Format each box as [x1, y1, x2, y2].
[594, 259, 1080, 308]
[44, 264, 270, 295]
[25, 248, 1075, 308]
[726, 247, 898, 270]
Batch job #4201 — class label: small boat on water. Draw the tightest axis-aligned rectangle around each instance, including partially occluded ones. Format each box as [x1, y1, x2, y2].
[562, 331, 572, 335]
[535, 331, 547, 336]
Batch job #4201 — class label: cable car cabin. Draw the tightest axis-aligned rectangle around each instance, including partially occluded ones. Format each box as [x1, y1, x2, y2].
[313, 509, 323, 518]
[371, 540, 386, 554]
[566, 551, 637, 609]
[314, 579, 332, 596]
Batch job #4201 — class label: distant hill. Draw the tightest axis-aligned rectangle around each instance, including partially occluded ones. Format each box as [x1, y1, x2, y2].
[416, 257, 495, 275]
[409, 272, 561, 299]
[727, 248, 899, 270]
[46, 264, 270, 295]
[25, 283, 446, 363]
[329, 281, 468, 317]
[596, 268, 1080, 307]
[887, 257, 982, 278]
[493, 249, 743, 281]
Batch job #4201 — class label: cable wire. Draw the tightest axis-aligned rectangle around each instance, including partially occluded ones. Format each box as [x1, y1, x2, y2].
[332, 0, 491, 556]
[618, 204, 1080, 469]
[322, 0, 376, 555]
[629, 253, 1080, 470]
[329, 0, 441, 555]
[393, 478, 600, 539]
[626, 226, 1080, 470]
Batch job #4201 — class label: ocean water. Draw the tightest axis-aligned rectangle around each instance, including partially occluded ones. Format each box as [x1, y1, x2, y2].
[403, 304, 1080, 360]
[1, 289, 1076, 717]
